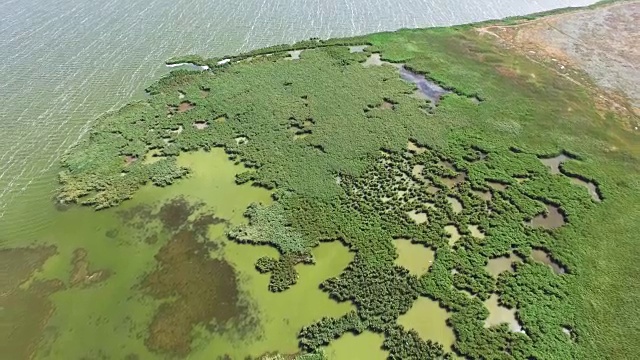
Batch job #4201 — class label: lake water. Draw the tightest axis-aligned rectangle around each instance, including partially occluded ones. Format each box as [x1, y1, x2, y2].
[0, 0, 597, 228]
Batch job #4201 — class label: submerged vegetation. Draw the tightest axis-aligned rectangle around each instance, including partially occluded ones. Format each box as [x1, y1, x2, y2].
[6, 4, 637, 359]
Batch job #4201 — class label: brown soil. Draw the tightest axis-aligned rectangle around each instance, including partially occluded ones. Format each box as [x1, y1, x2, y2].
[0, 246, 62, 360]
[124, 155, 138, 166]
[177, 101, 195, 113]
[69, 248, 111, 287]
[476, 1, 640, 122]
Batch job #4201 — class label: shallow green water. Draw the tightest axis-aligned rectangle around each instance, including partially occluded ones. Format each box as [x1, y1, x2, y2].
[397, 297, 455, 351]
[192, 238, 354, 358]
[325, 331, 389, 360]
[2, 149, 355, 358]
[393, 238, 435, 276]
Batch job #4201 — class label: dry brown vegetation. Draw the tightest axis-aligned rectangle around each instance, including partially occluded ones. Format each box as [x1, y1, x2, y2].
[477, 1, 640, 123]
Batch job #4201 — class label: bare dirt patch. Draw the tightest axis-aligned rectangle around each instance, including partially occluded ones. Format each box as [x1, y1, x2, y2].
[124, 155, 138, 166]
[178, 101, 195, 113]
[476, 1, 640, 120]
[193, 121, 209, 130]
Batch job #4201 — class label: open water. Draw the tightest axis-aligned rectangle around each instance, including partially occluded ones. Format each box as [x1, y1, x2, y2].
[0, 0, 595, 231]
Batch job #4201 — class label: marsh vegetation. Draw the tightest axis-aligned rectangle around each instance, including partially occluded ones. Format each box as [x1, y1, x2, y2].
[4, 4, 639, 359]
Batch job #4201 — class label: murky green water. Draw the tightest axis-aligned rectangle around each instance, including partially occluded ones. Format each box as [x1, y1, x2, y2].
[1, 149, 354, 358]
[325, 331, 388, 360]
[397, 297, 455, 351]
[393, 238, 435, 276]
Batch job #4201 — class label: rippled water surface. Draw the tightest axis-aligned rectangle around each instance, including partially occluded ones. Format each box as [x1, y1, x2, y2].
[0, 0, 595, 232]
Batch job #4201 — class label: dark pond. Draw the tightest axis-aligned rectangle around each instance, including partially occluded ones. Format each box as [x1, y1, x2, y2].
[528, 204, 566, 229]
[349, 45, 368, 53]
[569, 177, 602, 202]
[539, 154, 571, 175]
[531, 249, 566, 274]
[538, 154, 601, 202]
[399, 68, 450, 103]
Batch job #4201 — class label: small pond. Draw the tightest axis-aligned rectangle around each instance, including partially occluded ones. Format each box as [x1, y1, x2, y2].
[348, 45, 368, 53]
[445, 225, 461, 246]
[393, 238, 434, 276]
[468, 225, 485, 239]
[531, 249, 566, 274]
[484, 294, 523, 333]
[539, 154, 571, 175]
[528, 204, 566, 229]
[286, 50, 302, 60]
[398, 297, 455, 351]
[486, 253, 521, 277]
[569, 176, 601, 202]
[399, 67, 450, 104]
[407, 210, 428, 225]
[447, 196, 463, 214]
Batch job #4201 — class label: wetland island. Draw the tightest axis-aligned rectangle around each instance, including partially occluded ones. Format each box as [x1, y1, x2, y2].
[2, 1, 639, 359]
